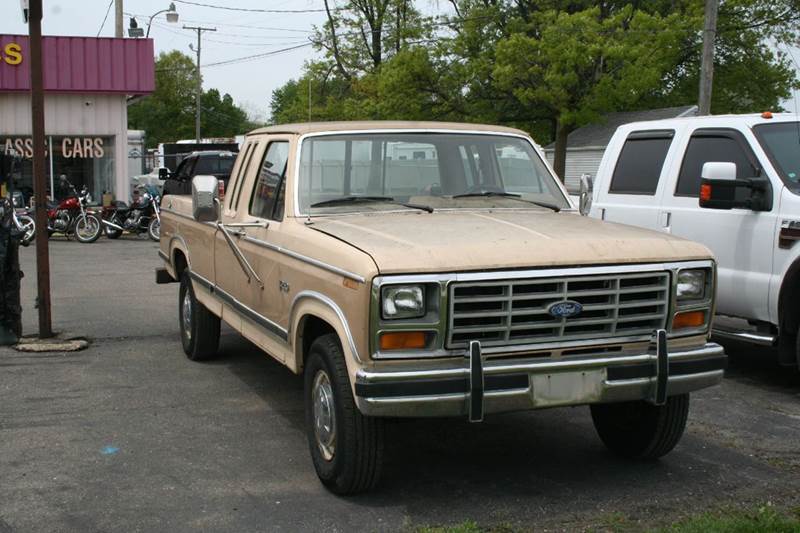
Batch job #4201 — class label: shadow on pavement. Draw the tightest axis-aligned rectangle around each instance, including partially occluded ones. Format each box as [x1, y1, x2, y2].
[206, 331, 790, 524]
[717, 338, 800, 391]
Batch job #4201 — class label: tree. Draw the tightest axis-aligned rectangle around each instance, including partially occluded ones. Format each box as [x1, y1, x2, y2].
[270, 0, 800, 176]
[129, 51, 257, 147]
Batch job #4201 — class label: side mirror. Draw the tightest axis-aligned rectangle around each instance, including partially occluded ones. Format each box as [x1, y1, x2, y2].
[191, 175, 220, 222]
[578, 174, 593, 216]
[699, 162, 771, 211]
[158, 167, 170, 180]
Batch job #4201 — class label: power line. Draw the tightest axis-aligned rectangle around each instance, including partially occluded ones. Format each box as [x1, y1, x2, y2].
[97, 0, 115, 37]
[202, 43, 313, 68]
[172, 0, 329, 14]
[125, 12, 314, 33]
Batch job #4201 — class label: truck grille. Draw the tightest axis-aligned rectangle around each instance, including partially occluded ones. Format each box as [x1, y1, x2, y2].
[447, 272, 670, 349]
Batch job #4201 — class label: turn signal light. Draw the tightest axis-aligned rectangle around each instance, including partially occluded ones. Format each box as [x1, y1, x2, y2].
[700, 183, 712, 202]
[672, 310, 706, 330]
[380, 331, 427, 351]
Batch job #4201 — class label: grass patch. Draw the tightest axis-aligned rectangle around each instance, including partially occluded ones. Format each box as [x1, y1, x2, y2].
[660, 505, 800, 533]
[414, 505, 800, 533]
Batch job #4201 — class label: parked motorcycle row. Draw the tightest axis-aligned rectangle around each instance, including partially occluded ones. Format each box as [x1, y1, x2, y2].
[12, 178, 161, 245]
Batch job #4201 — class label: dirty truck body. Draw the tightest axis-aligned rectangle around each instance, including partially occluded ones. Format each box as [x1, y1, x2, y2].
[157, 121, 726, 494]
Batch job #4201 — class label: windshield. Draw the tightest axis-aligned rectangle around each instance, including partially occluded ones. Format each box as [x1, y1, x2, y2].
[753, 122, 800, 192]
[297, 133, 569, 214]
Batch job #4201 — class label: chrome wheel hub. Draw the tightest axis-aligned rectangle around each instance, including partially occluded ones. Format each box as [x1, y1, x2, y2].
[182, 290, 192, 341]
[312, 370, 336, 461]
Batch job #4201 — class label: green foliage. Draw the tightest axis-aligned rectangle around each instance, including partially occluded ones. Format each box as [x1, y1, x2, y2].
[129, 51, 257, 147]
[269, 0, 800, 155]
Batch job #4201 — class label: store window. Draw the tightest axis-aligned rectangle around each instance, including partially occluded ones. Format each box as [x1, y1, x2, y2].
[1, 136, 115, 204]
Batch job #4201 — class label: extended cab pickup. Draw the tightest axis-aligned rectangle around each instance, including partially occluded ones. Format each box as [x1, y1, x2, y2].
[583, 113, 800, 368]
[157, 121, 726, 494]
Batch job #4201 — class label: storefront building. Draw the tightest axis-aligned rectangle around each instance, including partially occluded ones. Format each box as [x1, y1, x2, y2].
[0, 35, 154, 202]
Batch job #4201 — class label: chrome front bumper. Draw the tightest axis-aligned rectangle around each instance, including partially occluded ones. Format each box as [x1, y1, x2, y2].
[354, 331, 726, 420]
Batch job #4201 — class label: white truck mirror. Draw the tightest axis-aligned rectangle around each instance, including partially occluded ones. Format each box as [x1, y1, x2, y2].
[192, 175, 220, 222]
[701, 162, 736, 181]
[579, 173, 593, 216]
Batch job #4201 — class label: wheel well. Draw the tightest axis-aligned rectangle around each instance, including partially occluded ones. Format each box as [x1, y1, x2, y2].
[779, 257, 800, 335]
[299, 315, 336, 369]
[173, 249, 188, 277]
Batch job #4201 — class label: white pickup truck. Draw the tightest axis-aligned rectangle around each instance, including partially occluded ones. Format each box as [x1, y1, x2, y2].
[582, 113, 800, 367]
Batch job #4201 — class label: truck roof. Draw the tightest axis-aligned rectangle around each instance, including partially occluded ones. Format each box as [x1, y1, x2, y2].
[617, 112, 800, 132]
[248, 121, 529, 137]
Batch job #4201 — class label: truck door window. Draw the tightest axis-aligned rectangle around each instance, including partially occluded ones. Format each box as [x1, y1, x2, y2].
[675, 130, 758, 197]
[250, 141, 289, 221]
[228, 143, 254, 210]
[608, 130, 673, 195]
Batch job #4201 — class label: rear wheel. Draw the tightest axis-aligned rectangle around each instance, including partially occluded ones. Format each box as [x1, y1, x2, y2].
[304, 334, 384, 494]
[74, 214, 102, 243]
[148, 217, 160, 242]
[178, 271, 220, 361]
[590, 394, 690, 459]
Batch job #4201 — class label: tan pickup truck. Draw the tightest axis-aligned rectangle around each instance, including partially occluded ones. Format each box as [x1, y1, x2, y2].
[156, 121, 726, 494]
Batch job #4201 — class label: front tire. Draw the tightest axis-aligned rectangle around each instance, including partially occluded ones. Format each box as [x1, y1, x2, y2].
[304, 334, 384, 494]
[590, 394, 690, 459]
[17, 215, 35, 244]
[74, 214, 102, 243]
[178, 271, 220, 361]
[148, 217, 160, 242]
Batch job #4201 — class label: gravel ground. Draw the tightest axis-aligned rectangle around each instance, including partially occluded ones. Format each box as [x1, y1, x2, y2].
[0, 238, 798, 532]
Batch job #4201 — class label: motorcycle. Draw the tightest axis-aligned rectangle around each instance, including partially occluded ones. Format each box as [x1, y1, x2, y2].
[11, 206, 35, 245]
[46, 178, 103, 243]
[9, 191, 35, 245]
[101, 184, 161, 242]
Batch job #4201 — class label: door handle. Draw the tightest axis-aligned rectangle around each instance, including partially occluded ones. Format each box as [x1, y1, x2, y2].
[660, 211, 672, 233]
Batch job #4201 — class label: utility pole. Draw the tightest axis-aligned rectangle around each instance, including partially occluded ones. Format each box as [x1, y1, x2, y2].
[114, 0, 124, 38]
[28, 0, 53, 338]
[698, 0, 719, 116]
[184, 25, 216, 144]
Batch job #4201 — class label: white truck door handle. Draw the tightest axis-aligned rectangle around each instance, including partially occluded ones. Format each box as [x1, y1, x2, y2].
[660, 211, 672, 233]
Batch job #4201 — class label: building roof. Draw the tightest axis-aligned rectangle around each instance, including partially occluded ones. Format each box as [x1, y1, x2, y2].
[249, 121, 529, 136]
[544, 105, 698, 150]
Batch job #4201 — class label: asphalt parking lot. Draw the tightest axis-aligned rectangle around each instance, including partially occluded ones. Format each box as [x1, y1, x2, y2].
[1, 237, 799, 532]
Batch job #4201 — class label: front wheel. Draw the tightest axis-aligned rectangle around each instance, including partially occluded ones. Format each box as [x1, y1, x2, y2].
[590, 394, 690, 459]
[304, 334, 384, 494]
[178, 271, 220, 361]
[17, 215, 36, 244]
[148, 217, 160, 242]
[74, 214, 102, 243]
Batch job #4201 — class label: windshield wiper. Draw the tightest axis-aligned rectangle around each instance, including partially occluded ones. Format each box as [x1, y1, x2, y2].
[310, 195, 433, 213]
[452, 191, 561, 212]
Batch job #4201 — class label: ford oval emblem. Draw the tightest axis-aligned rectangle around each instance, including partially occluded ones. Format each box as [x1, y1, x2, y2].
[548, 300, 583, 319]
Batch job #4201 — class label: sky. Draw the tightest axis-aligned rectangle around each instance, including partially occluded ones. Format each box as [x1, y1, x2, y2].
[2, 0, 332, 122]
[2, 1, 797, 120]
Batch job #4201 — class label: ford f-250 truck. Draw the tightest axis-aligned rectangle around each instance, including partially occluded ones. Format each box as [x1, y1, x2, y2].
[156, 121, 726, 494]
[581, 113, 800, 369]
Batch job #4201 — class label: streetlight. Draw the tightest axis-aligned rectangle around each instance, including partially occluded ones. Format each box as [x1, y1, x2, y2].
[129, 2, 179, 38]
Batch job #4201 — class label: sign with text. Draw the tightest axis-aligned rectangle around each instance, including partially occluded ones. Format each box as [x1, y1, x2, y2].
[3, 137, 105, 159]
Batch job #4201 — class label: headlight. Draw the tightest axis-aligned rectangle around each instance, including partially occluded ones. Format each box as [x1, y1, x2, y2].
[382, 285, 425, 319]
[676, 269, 706, 301]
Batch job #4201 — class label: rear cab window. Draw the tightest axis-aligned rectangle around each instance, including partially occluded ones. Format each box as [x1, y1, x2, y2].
[608, 130, 674, 195]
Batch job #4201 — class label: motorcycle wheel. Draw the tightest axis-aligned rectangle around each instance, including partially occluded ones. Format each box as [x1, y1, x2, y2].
[17, 215, 36, 243]
[74, 214, 102, 243]
[105, 222, 123, 240]
[148, 217, 160, 242]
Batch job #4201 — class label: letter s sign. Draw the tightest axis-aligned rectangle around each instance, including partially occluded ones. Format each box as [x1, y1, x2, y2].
[3, 43, 23, 66]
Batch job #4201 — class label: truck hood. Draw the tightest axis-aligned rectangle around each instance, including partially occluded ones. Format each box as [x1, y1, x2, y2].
[308, 210, 712, 275]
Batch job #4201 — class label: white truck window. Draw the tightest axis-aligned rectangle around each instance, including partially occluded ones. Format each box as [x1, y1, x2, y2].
[675, 130, 758, 197]
[250, 141, 290, 220]
[608, 131, 673, 195]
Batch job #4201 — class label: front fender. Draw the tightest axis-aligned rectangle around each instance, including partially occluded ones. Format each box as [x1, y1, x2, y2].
[289, 290, 363, 385]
